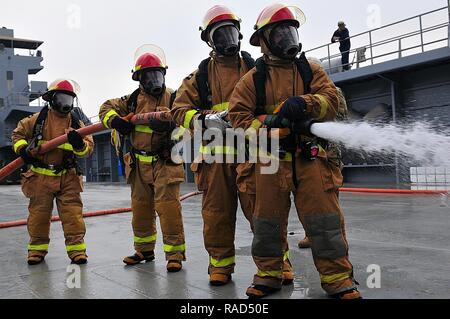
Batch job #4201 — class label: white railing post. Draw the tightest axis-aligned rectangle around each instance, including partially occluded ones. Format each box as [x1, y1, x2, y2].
[419, 15, 425, 52]
[327, 44, 332, 71]
[448, 0, 450, 46]
[369, 31, 374, 64]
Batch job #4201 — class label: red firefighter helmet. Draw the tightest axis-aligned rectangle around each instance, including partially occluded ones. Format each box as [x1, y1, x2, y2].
[250, 4, 306, 46]
[132, 44, 168, 81]
[42, 79, 80, 101]
[199, 5, 241, 42]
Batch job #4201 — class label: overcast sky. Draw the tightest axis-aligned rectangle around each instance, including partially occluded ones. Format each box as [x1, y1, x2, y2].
[1, 0, 448, 117]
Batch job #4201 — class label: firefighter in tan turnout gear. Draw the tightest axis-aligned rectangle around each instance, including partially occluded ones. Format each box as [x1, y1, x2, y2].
[228, 4, 362, 299]
[12, 79, 94, 265]
[99, 45, 186, 272]
[171, 5, 297, 286]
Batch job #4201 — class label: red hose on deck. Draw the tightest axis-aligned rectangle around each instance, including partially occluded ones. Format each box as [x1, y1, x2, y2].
[0, 191, 203, 229]
[340, 188, 448, 195]
[0, 112, 171, 182]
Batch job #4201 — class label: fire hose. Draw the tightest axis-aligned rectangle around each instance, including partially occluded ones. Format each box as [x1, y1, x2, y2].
[0, 187, 447, 229]
[0, 112, 172, 182]
[0, 191, 203, 229]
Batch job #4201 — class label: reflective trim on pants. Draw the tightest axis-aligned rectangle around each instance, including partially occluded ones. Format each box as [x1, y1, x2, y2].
[28, 244, 49, 252]
[134, 234, 157, 244]
[66, 243, 87, 252]
[283, 250, 290, 261]
[257, 270, 283, 278]
[163, 243, 186, 253]
[210, 256, 235, 268]
[320, 271, 352, 284]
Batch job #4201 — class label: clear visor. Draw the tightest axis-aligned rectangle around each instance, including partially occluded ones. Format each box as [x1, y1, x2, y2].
[134, 44, 167, 68]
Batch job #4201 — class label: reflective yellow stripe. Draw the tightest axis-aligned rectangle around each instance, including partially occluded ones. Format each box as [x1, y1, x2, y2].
[315, 94, 330, 120]
[103, 110, 119, 128]
[283, 251, 290, 261]
[320, 271, 352, 284]
[31, 166, 67, 177]
[199, 145, 237, 155]
[135, 153, 158, 163]
[163, 243, 186, 253]
[28, 244, 49, 251]
[73, 145, 90, 157]
[38, 140, 74, 152]
[183, 110, 199, 129]
[257, 270, 283, 278]
[211, 102, 229, 112]
[210, 256, 235, 268]
[134, 234, 157, 244]
[14, 139, 28, 153]
[135, 125, 153, 134]
[318, 145, 327, 158]
[258, 150, 293, 162]
[250, 119, 263, 130]
[66, 243, 87, 252]
[172, 127, 187, 141]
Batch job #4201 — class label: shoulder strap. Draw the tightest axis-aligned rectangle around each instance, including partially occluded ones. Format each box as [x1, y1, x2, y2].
[253, 57, 268, 116]
[70, 110, 82, 130]
[127, 88, 141, 114]
[295, 52, 314, 94]
[196, 57, 212, 109]
[169, 90, 177, 109]
[241, 51, 255, 70]
[33, 106, 49, 141]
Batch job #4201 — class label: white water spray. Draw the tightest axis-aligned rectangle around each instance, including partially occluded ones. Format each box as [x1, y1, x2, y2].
[311, 121, 450, 167]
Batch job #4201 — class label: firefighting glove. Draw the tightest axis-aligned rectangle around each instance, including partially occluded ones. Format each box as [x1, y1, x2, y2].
[111, 117, 134, 135]
[275, 96, 308, 127]
[199, 111, 231, 132]
[148, 116, 176, 133]
[19, 147, 38, 165]
[67, 130, 85, 150]
[262, 114, 291, 128]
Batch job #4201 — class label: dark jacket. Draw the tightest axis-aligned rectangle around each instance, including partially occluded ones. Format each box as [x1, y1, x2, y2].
[332, 28, 351, 51]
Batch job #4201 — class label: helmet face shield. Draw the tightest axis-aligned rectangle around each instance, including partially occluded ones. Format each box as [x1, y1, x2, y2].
[268, 23, 300, 60]
[211, 24, 240, 56]
[140, 69, 166, 97]
[51, 92, 75, 114]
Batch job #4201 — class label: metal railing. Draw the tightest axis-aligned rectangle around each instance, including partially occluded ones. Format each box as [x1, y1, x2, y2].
[3, 92, 44, 108]
[306, 5, 450, 74]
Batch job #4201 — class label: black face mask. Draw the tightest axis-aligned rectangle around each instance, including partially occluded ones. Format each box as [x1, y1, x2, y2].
[211, 25, 240, 57]
[50, 92, 75, 114]
[140, 69, 166, 97]
[268, 23, 301, 60]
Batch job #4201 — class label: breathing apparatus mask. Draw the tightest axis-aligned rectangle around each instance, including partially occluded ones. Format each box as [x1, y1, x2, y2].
[50, 92, 75, 114]
[265, 22, 301, 60]
[140, 68, 166, 97]
[209, 22, 242, 57]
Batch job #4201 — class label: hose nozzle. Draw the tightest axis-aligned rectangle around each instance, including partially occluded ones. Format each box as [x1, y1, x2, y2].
[294, 120, 317, 136]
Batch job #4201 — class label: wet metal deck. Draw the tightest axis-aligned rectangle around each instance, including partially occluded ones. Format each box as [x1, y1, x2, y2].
[0, 183, 449, 299]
